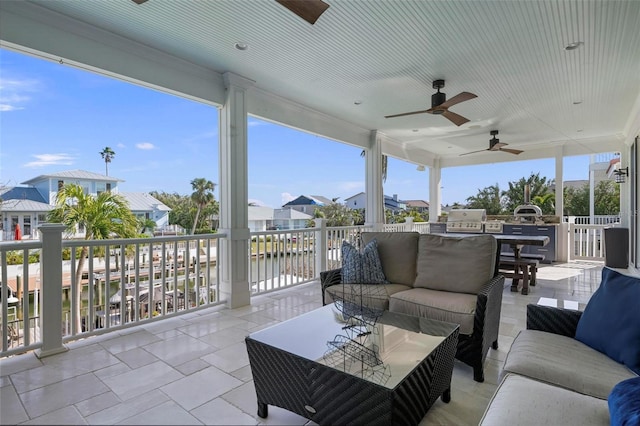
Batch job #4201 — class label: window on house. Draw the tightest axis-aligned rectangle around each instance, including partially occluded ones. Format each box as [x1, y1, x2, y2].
[58, 180, 64, 191]
[106, 183, 111, 192]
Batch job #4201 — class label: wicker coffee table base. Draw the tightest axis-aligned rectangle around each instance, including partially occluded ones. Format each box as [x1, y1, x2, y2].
[246, 327, 459, 426]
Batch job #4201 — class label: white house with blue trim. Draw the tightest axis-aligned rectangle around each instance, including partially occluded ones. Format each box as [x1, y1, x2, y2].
[1, 170, 170, 240]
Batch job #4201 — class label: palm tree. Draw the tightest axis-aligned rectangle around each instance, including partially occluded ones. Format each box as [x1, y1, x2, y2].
[48, 183, 138, 332]
[137, 217, 157, 235]
[100, 147, 116, 176]
[190, 178, 216, 234]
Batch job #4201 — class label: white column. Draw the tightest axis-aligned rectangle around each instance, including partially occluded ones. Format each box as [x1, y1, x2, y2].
[589, 154, 596, 222]
[365, 130, 384, 229]
[36, 224, 68, 358]
[314, 218, 327, 276]
[404, 217, 414, 231]
[429, 160, 442, 221]
[219, 73, 254, 309]
[555, 146, 564, 217]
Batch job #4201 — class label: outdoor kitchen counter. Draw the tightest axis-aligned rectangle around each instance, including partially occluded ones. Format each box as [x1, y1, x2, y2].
[500, 224, 557, 263]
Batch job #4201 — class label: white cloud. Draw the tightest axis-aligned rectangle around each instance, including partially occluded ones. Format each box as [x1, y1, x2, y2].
[0, 104, 23, 112]
[23, 153, 75, 168]
[0, 77, 40, 112]
[281, 192, 295, 204]
[116, 143, 126, 148]
[136, 142, 155, 150]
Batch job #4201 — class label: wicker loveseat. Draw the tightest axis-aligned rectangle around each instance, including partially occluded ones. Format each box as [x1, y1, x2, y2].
[320, 231, 505, 382]
[482, 267, 640, 425]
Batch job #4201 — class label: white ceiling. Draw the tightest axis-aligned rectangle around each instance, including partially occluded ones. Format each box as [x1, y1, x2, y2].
[2, 0, 640, 168]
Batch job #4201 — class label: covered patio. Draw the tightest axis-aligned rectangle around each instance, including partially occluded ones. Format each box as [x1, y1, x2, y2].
[1, 4, 638, 309]
[0, 1, 639, 424]
[0, 260, 603, 425]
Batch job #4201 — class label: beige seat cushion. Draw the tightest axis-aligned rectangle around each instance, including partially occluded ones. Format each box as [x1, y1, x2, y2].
[480, 374, 609, 426]
[414, 233, 496, 294]
[324, 283, 411, 312]
[389, 288, 477, 335]
[503, 330, 638, 399]
[361, 232, 419, 286]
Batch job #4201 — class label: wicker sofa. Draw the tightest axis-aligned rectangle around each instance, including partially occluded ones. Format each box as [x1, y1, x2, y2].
[480, 303, 639, 425]
[320, 231, 504, 382]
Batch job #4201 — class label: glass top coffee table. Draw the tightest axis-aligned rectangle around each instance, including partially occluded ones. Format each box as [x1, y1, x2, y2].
[245, 304, 459, 425]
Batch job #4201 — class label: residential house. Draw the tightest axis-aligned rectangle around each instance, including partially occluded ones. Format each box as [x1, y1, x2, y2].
[274, 208, 313, 230]
[344, 192, 407, 213]
[0, 170, 170, 239]
[248, 206, 313, 232]
[403, 199, 430, 214]
[282, 195, 334, 215]
[248, 206, 276, 232]
[120, 192, 171, 230]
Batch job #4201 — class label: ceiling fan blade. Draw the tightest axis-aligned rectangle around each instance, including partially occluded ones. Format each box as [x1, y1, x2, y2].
[489, 142, 507, 151]
[500, 148, 524, 155]
[442, 110, 470, 126]
[439, 92, 477, 109]
[276, 0, 330, 25]
[460, 148, 489, 156]
[385, 109, 431, 119]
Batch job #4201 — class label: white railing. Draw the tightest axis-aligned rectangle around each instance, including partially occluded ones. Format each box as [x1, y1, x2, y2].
[568, 224, 606, 260]
[563, 215, 621, 225]
[249, 229, 317, 294]
[325, 225, 370, 271]
[2, 218, 613, 358]
[1, 231, 223, 357]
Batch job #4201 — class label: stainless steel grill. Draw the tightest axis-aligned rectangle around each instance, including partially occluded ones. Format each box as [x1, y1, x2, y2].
[446, 209, 486, 233]
[484, 220, 504, 233]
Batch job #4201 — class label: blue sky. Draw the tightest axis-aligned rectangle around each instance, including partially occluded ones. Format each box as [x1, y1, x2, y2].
[1, 48, 592, 208]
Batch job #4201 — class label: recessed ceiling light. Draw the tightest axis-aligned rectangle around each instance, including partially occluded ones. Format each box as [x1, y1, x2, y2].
[234, 42, 248, 51]
[354, 100, 362, 105]
[565, 41, 583, 51]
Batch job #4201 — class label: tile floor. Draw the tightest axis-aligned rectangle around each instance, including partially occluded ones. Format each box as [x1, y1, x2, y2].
[0, 261, 605, 425]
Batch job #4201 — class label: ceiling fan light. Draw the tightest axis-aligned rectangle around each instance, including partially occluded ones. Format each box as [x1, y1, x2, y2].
[565, 41, 583, 51]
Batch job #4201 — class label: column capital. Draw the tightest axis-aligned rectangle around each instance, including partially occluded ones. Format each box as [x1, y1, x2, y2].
[38, 223, 67, 234]
[223, 72, 255, 90]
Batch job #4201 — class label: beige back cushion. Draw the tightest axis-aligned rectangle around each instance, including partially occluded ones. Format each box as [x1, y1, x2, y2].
[361, 232, 419, 286]
[414, 234, 497, 294]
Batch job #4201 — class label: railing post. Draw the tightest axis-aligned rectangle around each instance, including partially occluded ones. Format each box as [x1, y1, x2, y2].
[404, 217, 414, 231]
[36, 224, 68, 358]
[315, 219, 327, 277]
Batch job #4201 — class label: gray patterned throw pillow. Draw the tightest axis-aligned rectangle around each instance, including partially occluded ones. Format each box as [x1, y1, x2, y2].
[341, 239, 388, 284]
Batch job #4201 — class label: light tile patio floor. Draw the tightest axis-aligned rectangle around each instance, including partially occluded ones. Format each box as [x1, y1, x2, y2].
[0, 261, 605, 425]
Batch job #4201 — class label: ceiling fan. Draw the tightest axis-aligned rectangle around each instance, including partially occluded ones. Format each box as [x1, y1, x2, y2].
[385, 80, 477, 126]
[460, 130, 523, 156]
[276, 0, 330, 25]
[131, 0, 329, 25]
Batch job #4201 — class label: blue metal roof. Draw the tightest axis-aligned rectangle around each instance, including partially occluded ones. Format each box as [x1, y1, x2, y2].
[0, 187, 47, 203]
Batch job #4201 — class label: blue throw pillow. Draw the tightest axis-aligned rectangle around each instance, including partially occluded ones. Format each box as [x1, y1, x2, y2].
[575, 267, 640, 375]
[341, 239, 388, 284]
[609, 377, 640, 426]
